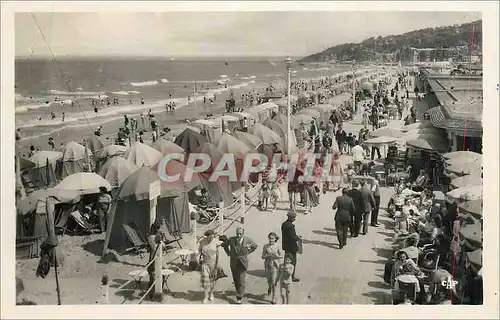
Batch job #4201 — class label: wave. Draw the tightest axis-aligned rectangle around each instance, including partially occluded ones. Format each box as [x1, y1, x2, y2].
[48, 89, 106, 96]
[16, 80, 256, 134]
[111, 91, 141, 96]
[129, 80, 159, 87]
[240, 75, 256, 80]
[160, 79, 169, 83]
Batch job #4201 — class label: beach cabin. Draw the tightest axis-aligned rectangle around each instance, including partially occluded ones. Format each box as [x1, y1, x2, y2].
[212, 115, 240, 132]
[190, 119, 221, 143]
[247, 105, 270, 123]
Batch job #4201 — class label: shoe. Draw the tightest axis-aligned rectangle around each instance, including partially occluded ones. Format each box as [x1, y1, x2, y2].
[362, 232, 367, 235]
[236, 298, 242, 304]
[267, 286, 272, 295]
[203, 298, 208, 304]
[292, 277, 300, 282]
[339, 245, 343, 249]
[209, 293, 214, 301]
[371, 224, 379, 227]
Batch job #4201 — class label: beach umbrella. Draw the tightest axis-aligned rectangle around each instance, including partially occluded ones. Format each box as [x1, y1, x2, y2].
[154, 159, 202, 194]
[124, 142, 163, 167]
[402, 132, 442, 142]
[406, 138, 448, 152]
[99, 157, 138, 187]
[446, 162, 482, 177]
[217, 133, 251, 159]
[61, 141, 92, 161]
[85, 135, 106, 152]
[259, 102, 279, 113]
[190, 119, 219, 131]
[298, 108, 321, 119]
[55, 172, 112, 195]
[17, 188, 80, 216]
[151, 138, 185, 155]
[197, 143, 223, 172]
[442, 151, 482, 162]
[232, 130, 263, 150]
[291, 113, 314, 127]
[363, 136, 399, 146]
[174, 128, 208, 154]
[196, 143, 232, 204]
[458, 222, 482, 249]
[370, 128, 404, 138]
[458, 200, 483, 219]
[250, 123, 283, 145]
[446, 156, 482, 167]
[450, 175, 482, 189]
[401, 120, 434, 132]
[96, 144, 128, 159]
[29, 150, 63, 168]
[17, 156, 36, 171]
[466, 249, 482, 273]
[115, 167, 160, 201]
[446, 185, 483, 202]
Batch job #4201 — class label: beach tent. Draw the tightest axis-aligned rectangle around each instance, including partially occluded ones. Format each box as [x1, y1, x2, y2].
[400, 121, 434, 132]
[58, 141, 93, 179]
[250, 123, 283, 145]
[262, 119, 297, 153]
[197, 143, 233, 206]
[85, 135, 107, 152]
[446, 161, 482, 177]
[446, 185, 483, 202]
[28, 151, 63, 188]
[174, 128, 208, 154]
[371, 127, 404, 139]
[406, 138, 448, 153]
[247, 105, 269, 123]
[99, 157, 138, 188]
[124, 142, 163, 167]
[232, 112, 254, 121]
[212, 115, 240, 133]
[95, 144, 128, 159]
[102, 166, 194, 254]
[259, 102, 279, 117]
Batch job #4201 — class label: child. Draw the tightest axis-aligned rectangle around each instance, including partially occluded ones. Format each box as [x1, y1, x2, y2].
[346, 164, 356, 185]
[260, 179, 271, 211]
[269, 181, 281, 212]
[278, 253, 295, 304]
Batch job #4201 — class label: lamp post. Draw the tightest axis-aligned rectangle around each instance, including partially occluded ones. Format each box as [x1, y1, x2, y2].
[285, 57, 293, 155]
[352, 59, 357, 113]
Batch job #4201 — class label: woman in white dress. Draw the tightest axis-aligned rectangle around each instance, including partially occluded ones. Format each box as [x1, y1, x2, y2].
[198, 229, 222, 303]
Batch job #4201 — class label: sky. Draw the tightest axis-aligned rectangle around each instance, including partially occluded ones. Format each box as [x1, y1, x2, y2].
[15, 11, 482, 58]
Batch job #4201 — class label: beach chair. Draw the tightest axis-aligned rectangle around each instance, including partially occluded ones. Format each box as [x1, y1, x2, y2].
[69, 211, 95, 234]
[55, 207, 75, 236]
[122, 223, 148, 258]
[16, 236, 44, 259]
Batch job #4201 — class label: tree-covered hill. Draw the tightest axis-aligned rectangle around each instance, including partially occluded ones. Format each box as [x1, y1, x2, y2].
[300, 20, 482, 63]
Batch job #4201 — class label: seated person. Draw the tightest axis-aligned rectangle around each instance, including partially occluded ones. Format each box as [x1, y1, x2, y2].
[391, 251, 422, 287]
[412, 170, 429, 192]
[418, 214, 444, 245]
[401, 183, 420, 198]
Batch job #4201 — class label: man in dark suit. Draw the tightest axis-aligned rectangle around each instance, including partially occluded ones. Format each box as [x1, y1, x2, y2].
[332, 188, 355, 249]
[359, 180, 376, 235]
[222, 227, 258, 304]
[281, 211, 300, 282]
[348, 181, 364, 237]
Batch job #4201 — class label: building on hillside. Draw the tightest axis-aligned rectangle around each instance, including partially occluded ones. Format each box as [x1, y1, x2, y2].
[418, 67, 483, 153]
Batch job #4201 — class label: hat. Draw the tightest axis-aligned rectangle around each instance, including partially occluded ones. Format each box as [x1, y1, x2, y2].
[287, 211, 297, 218]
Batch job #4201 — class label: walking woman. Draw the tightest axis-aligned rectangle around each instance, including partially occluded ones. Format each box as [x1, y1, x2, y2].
[198, 229, 222, 303]
[262, 232, 283, 304]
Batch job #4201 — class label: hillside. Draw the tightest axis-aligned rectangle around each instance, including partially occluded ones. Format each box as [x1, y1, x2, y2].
[300, 20, 482, 63]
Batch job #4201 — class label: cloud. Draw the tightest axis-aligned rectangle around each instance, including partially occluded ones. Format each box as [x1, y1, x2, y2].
[16, 11, 481, 57]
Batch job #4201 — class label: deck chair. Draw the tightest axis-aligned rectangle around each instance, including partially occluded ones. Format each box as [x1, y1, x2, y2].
[69, 211, 95, 234]
[21, 173, 38, 193]
[55, 209, 72, 236]
[16, 236, 44, 259]
[161, 225, 182, 251]
[122, 223, 149, 258]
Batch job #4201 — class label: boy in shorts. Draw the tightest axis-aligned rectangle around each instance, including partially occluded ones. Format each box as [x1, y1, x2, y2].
[278, 253, 295, 304]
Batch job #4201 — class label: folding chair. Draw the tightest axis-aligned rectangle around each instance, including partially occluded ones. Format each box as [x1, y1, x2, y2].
[122, 223, 149, 258]
[55, 210, 72, 236]
[392, 276, 418, 304]
[69, 211, 95, 235]
[420, 250, 440, 275]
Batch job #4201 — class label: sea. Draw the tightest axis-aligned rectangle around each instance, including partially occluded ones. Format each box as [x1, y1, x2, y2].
[15, 56, 353, 139]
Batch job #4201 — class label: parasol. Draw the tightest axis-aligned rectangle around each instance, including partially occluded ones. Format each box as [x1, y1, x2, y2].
[446, 185, 483, 202]
[99, 157, 138, 187]
[29, 150, 63, 168]
[124, 142, 164, 167]
[174, 128, 208, 154]
[363, 136, 399, 146]
[250, 123, 283, 145]
[450, 175, 482, 189]
[400, 120, 434, 132]
[406, 138, 448, 152]
[232, 130, 263, 149]
[55, 172, 112, 195]
[458, 200, 482, 219]
[298, 108, 321, 119]
[442, 151, 482, 162]
[458, 222, 482, 249]
[217, 133, 251, 159]
[446, 161, 482, 177]
[291, 113, 314, 127]
[85, 135, 106, 152]
[17, 188, 80, 216]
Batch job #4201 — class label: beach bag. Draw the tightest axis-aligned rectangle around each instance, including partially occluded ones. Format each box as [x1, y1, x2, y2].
[213, 248, 228, 281]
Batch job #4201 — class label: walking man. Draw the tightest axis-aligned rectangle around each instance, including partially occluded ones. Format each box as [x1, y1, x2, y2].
[371, 177, 381, 227]
[351, 140, 365, 174]
[281, 211, 301, 282]
[348, 181, 364, 237]
[221, 227, 258, 304]
[332, 188, 355, 249]
[359, 180, 375, 235]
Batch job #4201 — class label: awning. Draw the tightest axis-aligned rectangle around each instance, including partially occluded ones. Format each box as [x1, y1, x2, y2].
[428, 106, 446, 125]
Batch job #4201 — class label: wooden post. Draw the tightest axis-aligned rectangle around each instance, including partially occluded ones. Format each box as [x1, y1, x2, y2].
[149, 181, 161, 227]
[219, 201, 224, 232]
[193, 215, 197, 251]
[153, 241, 164, 302]
[240, 182, 246, 225]
[150, 197, 157, 227]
